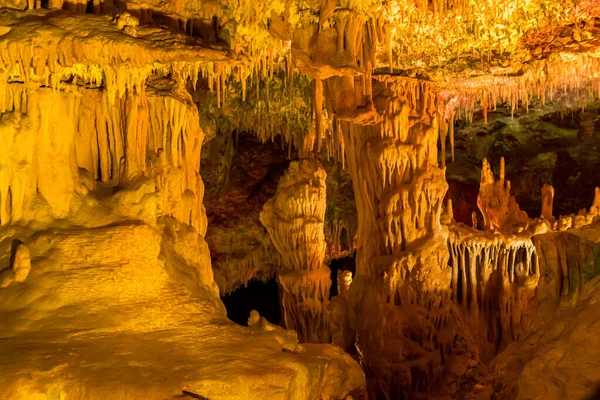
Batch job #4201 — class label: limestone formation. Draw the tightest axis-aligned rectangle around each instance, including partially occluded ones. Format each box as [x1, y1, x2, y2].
[260, 159, 332, 343]
[338, 78, 470, 398]
[477, 158, 529, 231]
[0, 242, 30, 288]
[0, 0, 599, 399]
[0, 7, 367, 400]
[541, 184, 555, 220]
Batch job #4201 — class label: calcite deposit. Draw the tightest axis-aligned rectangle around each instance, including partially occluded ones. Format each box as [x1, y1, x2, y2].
[261, 159, 332, 343]
[0, 0, 599, 399]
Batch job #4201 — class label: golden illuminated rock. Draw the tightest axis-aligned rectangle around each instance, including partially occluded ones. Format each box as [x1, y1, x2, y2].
[541, 184, 555, 220]
[477, 157, 529, 231]
[0, 0, 599, 398]
[0, 9, 366, 400]
[260, 159, 332, 343]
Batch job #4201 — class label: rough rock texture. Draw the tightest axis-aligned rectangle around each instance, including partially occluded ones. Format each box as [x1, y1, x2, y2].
[0, 224, 366, 400]
[260, 159, 331, 343]
[491, 282, 600, 400]
[0, 9, 367, 399]
[446, 102, 600, 221]
[337, 78, 475, 398]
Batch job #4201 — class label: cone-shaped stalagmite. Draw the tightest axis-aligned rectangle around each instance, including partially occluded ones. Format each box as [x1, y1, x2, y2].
[260, 159, 331, 343]
[541, 184, 555, 220]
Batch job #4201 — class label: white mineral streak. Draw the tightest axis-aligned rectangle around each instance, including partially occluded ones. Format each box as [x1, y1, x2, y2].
[260, 159, 332, 343]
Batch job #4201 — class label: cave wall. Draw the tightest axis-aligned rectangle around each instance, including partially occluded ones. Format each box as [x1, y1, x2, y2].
[446, 102, 600, 220]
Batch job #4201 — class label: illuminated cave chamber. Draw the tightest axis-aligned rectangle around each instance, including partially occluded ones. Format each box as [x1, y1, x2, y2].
[0, 9, 365, 400]
[1, 0, 600, 399]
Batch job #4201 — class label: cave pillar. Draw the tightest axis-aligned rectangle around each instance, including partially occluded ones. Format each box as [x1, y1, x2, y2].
[336, 78, 465, 397]
[260, 159, 331, 343]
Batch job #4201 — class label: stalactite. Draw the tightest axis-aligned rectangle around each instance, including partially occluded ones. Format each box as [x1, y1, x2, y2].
[260, 159, 331, 343]
[0, 72, 207, 236]
[0, 86, 79, 225]
[439, 54, 600, 123]
[447, 224, 540, 347]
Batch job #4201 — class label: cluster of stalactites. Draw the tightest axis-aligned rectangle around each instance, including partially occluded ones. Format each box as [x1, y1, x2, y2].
[2, 59, 234, 106]
[477, 157, 529, 231]
[260, 159, 331, 343]
[253, 7, 403, 162]
[76, 89, 207, 232]
[0, 82, 207, 233]
[439, 54, 600, 123]
[448, 228, 539, 344]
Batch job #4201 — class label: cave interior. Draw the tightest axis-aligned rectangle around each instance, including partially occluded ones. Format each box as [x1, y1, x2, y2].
[0, 0, 600, 399]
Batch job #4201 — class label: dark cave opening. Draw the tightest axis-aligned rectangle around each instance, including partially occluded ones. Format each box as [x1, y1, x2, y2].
[329, 253, 356, 297]
[221, 277, 281, 326]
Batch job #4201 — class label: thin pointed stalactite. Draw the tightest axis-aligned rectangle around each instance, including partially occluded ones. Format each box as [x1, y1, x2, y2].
[447, 225, 540, 347]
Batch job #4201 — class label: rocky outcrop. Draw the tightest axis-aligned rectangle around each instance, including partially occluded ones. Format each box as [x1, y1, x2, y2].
[534, 220, 600, 304]
[490, 276, 600, 400]
[477, 157, 529, 231]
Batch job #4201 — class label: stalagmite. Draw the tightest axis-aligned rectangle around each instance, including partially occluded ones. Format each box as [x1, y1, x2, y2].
[541, 184, 555, 220]
[260, 159, 331, 343]
[477, 157, 529, 231]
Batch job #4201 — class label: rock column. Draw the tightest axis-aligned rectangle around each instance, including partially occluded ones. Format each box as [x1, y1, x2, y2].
[337, 78, 468, 397]
[260, 159, 331, 343]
